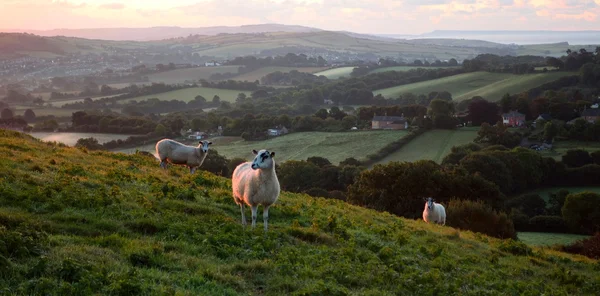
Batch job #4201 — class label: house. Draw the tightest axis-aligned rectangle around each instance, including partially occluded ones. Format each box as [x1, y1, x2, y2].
[187, 132, 207, 140]
[267, 126, 289, 137]
[204, 61, 221, 67]
[324, 99, 334, 105]
[582, 108, 600, 123]
[536, 113, 552, 122]
[372, 115, 408, 130]
[502, 110, 526, 127]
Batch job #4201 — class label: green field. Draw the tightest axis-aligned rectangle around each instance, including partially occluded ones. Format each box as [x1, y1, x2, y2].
[518, 232, 590, 247]
[313, 67, 356, 79]
[11, 107, 77, 117]
[1, 129, 598, 295]
[212, 131, 409, 165]
[373, 71, 572, 101]
[539, 140, 600, 160]
[147, 66, 240, 84]
[121, 87, 250, 103]
[520, 187, 600, 202]
[374, 128, 479, 166]
[232, 66, 328, 82]
[369, 66, 460, 74]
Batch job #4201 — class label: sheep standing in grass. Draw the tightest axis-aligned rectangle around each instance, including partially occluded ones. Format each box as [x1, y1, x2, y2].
[232, 149, 280, 232]
[423, 197, 446, 225]
[155, 139, 212, 174]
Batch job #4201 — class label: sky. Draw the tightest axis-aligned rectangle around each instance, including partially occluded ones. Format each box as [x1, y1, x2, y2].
[2, 0, 600, 34]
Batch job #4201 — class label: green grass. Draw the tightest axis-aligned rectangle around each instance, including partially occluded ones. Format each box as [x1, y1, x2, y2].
[539, 140, 600, 160]
[212, 131, 409, 165]
[121, 87, 251, 103]
[313, 67, 356, 79]
[231, 66, 328, 82]
[518, 232, 591, 247]
[520, 187, 600, 202]
[1, 128, 599, 295]
[374, 128, 479, 166]
[27, 132, 133, 146]
[147, 66, 240, 84]
[369, 66, 460, 74]
[373, 71, 572, 101]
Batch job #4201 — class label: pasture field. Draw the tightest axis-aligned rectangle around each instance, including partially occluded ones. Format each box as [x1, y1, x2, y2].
[213, 131, 409, 164]
[106, 82, 150, 88]
[520, 187, 600, 202]
[373, 71, 571, 101]
[374, 128, 479, 166]
[313, 67, 356, 79]
[539, 140, 600, 160]
[231, 66, 328, 82]
[11, 107, 78, 117]
[147, 66, 240, 84]
[27, 132, 133, 146]
[369, 66, 460, 74]
[1, 129, 598, 295]
[120, 87, 251, 103]
[518, 232, 590, 247]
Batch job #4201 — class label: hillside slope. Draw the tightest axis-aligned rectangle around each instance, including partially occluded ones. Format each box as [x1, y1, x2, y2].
[0, 129, 598, 295]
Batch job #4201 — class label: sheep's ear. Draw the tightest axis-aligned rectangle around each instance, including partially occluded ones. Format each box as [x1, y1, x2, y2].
[270, 152, 275, 157]
[252, 149, 258, 155]
[208, 141, 213, 145]
[199, 141, 202, 144]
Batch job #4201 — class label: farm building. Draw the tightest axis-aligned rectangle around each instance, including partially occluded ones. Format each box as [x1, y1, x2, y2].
[267, 126, 289, 137]
[502, 111, 526, 127]
[372, 115, 408, 130]
[581, 108, 600, 123]
[187, 132, 208, 140]
[536, 113, 552, 121]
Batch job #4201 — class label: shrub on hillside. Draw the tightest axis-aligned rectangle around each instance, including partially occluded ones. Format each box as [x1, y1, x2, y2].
[509, 208, 530, 231]
[528, 215, 569, 233]
[562, 192, 600, 234]
[548, 189, 570, 216]
[75, 137, 104, 151]
[562, 164, 600, 186]
[562, 149, 593, 168]
[441, 143, 482, 165]
[560, 233, 600, 260]
[446, 199, 517, 239]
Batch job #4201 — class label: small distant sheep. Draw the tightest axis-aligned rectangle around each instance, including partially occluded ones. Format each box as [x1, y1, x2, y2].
[423, 197, 446, 225]
[232, 149, 280, 232]
[155, 139, 212, 174]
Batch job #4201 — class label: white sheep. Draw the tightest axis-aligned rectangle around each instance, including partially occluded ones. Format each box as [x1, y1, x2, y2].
[232, 149, 280, 232]
[155, 139, 212, 174]
[422, 197, 446, 225]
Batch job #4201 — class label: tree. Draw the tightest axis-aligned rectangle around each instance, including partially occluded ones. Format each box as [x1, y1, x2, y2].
[500, 93, 513, 113]
[307, 156, 332, 168]
[506, 194, 546, 217]
[448, 58, 458, 66]
[23, 109, 36, 123]
[212, 95, 221, 104]
[548, 189, 570, 216]
[1, 108, 14, 119]
[543, 121, 558, 142]
[562, 149, 593, 168]
[562, 192, 600, 234]
[328, 106, 346, 120]
[314, 109, 328, 120]
[191, 118, 209, 131]
[154, 124, 167, 136]
[75, 137, 104, 150]
[446, 199, 516, 239]
[474, 122, 521, 148]
[467, 99, 500, 126]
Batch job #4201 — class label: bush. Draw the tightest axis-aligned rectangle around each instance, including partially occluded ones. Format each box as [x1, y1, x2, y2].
[75, 137, 104, 151]
[304, 187, 330, 198]
[446, 199, 517, 239]
[505, 194, 546, 217]
[528, 215, 569, 233]
[509, 208, 530, 231]
[562, 149, 593, 168]
[561, 232, 600, 259]
[591, 151, 600, 165]
[562, 192, 600, 234]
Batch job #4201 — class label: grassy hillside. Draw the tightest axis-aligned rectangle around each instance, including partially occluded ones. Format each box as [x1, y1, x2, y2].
[231, 66, 328, 82]
[121, 87, 251, 103]
[518, 232, 591, 247]
[1, 129, 599, 295]
[374, 129, 479, 166]
[313, 67, 356, 79]
[146, 66, 240, 84]
[369, 66, 460, 74]
[373, 71, 571, 101]
[213, 131, 409, 165]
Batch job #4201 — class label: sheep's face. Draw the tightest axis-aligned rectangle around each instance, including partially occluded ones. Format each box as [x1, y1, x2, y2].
[425, 197, 435, 210]
[198, 141, 213, 153]
[251, 149, 275, 170]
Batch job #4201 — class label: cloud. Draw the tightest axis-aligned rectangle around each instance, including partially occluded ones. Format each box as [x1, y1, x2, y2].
[99, 3, 125, 10]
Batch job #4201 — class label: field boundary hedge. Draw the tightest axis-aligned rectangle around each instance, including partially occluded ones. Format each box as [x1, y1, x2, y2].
[361, 127, 428, 166]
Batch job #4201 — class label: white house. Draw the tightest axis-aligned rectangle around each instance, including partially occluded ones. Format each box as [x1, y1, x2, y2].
[204, 61, 221, 67]
[187, 131, 207, 140]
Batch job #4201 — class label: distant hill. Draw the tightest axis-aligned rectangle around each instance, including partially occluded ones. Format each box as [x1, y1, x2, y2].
[5, 24, 322, 41]
[381, 30, 600, 45]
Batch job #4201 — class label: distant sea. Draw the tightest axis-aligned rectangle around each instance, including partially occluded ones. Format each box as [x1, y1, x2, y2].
[381, 31, 600, 45]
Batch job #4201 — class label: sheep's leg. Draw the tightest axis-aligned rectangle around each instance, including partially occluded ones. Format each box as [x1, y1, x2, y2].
[251, 205, 258, 229]
[189, 166, 196, 174]
[159, 159, 167, 169]
[263, 205, 270, 232]
[240, 203, 247, 226]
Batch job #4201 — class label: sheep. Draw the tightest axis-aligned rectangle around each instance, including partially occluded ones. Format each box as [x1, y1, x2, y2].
[422, 197, 446, 225]
[232, 149, 280, 232]
[155, 139, 212, 174]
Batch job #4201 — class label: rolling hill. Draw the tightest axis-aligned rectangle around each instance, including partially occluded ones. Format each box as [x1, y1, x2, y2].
[373, 71, 572, 101]
[120, 87, 250, 103]
[146, 66, 240, 84]
[1, 129, 598, 295]
[231, 66, 328, 82]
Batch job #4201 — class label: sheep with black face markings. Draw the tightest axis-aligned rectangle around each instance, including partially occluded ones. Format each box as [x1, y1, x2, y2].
[155, 139, 212, 174]
[423, 197, 446, 225]
[232, 149, 280, 232]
